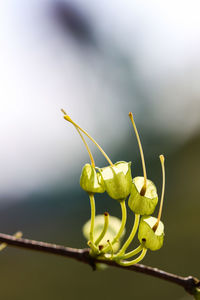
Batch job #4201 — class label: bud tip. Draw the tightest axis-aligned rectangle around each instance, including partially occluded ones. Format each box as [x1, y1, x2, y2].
[159, 154, 165, 163]
[61, 108, 67, 115]
[128, 112, 133, 119]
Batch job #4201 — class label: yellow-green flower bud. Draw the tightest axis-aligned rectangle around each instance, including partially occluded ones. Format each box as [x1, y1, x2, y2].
[98, 161, 132, 201]
[80, 164, 105, 193]
[82, 214, 125, 252]
[138, 216, 164, 251]
[128, 177, 158, 215]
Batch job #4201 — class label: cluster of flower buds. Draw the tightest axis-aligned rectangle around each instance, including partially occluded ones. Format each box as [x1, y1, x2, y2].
[62, 109, 165, 266]
[80, 161, 132, 201]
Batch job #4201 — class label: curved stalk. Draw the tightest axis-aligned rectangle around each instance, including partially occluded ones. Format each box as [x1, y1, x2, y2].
[153, 154, 165, 232]
[61, 110, 113, 166]
[116, 213, 140, 257]
[107, 240, 114, 258]
[103, 200, 127, 253]
[75, 127, 95, 168]
[61, 109, 95, 168]
[122, 245, 143, 259]
[95, 212, 109, 246]
[117, 248, 147, 266]
[89, 193, 96, 243]
[129, 112, 147, 196]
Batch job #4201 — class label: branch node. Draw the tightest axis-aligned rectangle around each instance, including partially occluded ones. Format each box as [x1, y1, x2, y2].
[184, 276, 200, 295]
[82, 248, 96, 271]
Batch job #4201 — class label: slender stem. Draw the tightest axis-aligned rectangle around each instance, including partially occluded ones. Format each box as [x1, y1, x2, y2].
[112, 201, 127, 245]
[0, 232, 199, 295]
[123, 245, 143, 259]
[129, 112, 147, 196]
[75, 127, 95, 168]
[89, 193, 96, 243]
[153, 155, 165, 232]
[107, 240, 114, 258]
[95, 212, 109, 246]
[103, 200, 127, 253]
[61, 110, 113, 166]
[117, 248, 147, 266]
[116, 213, 140, 257]
[61, 109, 95, 168]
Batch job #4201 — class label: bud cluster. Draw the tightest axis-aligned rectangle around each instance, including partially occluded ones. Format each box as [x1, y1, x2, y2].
[62, 110, 165, 266]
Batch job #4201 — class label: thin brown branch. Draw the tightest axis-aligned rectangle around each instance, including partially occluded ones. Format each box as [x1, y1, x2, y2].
[0, 232, 199, 296]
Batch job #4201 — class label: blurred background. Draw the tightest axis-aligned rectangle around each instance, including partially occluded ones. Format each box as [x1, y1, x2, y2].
[0, 0, 200, 299]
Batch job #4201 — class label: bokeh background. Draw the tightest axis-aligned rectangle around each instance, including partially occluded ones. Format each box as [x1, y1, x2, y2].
[0, 1, 200, 299]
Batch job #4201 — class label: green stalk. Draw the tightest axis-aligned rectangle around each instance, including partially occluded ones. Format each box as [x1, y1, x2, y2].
[118, 248, 147, 266]
[116, 213, 140, 257]
[103, 200, 127, 253]
[95, 212, 109, 246]
[89, 193, 96, 243]
[122, 245, 143, 259]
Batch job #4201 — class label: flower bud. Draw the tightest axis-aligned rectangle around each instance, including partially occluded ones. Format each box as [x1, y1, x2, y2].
[128, 177, 158, 215]
[80, 164, 105, 193]
[98, 161, 132, 201]
[138, 216, 164, 251]
[82, 214, 125, 252]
